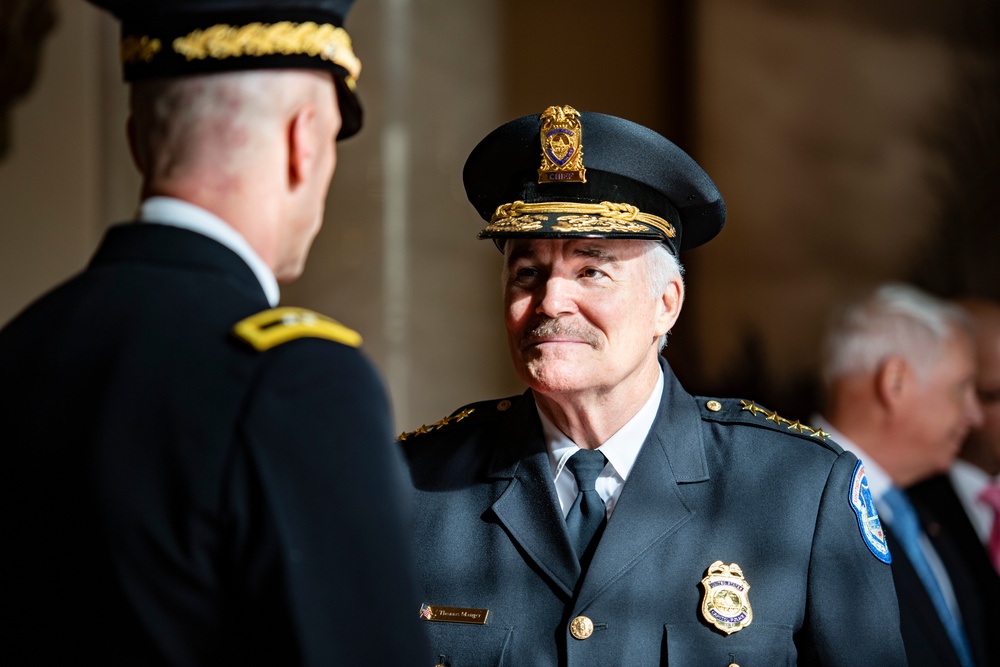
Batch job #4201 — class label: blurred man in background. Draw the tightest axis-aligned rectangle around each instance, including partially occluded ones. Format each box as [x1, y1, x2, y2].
[816, 283, 985, 667]
[909, 296, 1000, 659]
[0, 1, 427, 664]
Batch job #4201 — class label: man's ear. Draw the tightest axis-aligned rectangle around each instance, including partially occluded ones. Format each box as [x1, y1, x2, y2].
[654, 278, 684, 337]
[125, 115, 145, 176]
[287, 103, 317, 189]
[875, 356, 909, 410]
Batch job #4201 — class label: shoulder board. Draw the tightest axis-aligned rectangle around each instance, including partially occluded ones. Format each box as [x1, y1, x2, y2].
[233, 307, 361, 351]
[398, 396, 519, 441]
[698, 397, 836, 448]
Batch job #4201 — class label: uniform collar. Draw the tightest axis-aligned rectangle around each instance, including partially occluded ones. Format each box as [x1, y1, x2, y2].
[542, 368, 663, 484]
[138, 197, 280, 307]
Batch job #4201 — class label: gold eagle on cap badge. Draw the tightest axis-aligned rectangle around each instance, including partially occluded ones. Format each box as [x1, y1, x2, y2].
[701, 561, 753, 635]
[538, 105, 586, 184]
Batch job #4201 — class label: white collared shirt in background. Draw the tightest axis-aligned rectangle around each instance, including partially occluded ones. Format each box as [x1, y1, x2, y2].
[138, 197, 280, 307]
[542, 369, 664, 519]
[949, 458, 1000, 545]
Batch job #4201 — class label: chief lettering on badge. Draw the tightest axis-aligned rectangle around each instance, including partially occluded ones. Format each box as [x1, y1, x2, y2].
[849, 460, 892, 564]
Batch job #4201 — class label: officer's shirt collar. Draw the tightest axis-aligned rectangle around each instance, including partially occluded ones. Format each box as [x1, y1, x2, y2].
[138, 197, 280, 307]
[541, 368, 664, 518]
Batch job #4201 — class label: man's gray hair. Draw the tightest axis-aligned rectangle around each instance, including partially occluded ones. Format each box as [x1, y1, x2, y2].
[641, 241, 684, 352]
[821, 283, 970, 385]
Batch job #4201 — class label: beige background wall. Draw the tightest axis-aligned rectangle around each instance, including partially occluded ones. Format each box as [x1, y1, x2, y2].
[684, 0, 956, 412]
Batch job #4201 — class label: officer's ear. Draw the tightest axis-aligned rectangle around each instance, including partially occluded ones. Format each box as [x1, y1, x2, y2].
[287, 102, 319, 189]
[654, 277, 684, 337]
[125, 114, 146, 176]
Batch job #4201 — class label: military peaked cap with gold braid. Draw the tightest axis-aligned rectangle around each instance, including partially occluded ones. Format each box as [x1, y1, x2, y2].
[464, 105, 726, 256]
[233, 307, 361, 351]
[86, 0, 364, 138]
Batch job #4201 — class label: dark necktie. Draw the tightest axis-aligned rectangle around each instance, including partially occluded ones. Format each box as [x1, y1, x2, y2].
[565, 449, 608, 563]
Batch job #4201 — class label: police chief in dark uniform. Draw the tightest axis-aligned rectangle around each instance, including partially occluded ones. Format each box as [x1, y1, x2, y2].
[0, 1, 428, 664]
[401, 106, 906, 666]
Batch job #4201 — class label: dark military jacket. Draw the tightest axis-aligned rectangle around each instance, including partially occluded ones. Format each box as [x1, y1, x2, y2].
[0, 223, 427, 666]
[402, 360, 906, 666]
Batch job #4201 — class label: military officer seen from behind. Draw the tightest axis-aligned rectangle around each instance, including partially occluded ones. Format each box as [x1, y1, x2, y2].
[0, 0, 428, 664]
[401, 106, 906, 666]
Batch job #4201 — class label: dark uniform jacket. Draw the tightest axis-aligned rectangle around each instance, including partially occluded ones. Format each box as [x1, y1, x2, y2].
[402, 360, 906, 666]
[0, 223, 427, 666]
[894, 476, 1000, 667]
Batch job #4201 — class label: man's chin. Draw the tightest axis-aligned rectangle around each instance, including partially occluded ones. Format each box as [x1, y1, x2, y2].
[519, 360, 589, 395]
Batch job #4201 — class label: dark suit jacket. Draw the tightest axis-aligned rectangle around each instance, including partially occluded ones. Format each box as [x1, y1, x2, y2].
[403, 361, 906, 666]
[0, 223, 427, 665]
[898, 476, 1000, 667]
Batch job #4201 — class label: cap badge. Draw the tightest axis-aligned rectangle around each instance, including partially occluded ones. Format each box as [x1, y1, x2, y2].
[700, 561, 753, 634]
[538, 105, 586, 184]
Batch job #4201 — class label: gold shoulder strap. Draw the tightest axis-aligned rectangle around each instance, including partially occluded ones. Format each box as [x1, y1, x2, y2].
[233, 307, 362, 351]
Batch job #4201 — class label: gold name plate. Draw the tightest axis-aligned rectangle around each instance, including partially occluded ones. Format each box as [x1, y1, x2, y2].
[418, 604, 489, 625]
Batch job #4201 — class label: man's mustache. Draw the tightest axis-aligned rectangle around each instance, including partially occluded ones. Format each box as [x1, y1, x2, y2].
[519, 318, 601, 350]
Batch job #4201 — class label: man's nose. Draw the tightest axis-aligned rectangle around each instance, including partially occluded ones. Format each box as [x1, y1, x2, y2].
[535, 277, 578, 318]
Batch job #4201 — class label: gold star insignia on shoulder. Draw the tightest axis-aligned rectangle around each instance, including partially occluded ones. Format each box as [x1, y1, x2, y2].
[738, 400, 827, 440]
[764, 410, 791, 426]
[786, 420, 808, 433]
[398, 407, 477, 441]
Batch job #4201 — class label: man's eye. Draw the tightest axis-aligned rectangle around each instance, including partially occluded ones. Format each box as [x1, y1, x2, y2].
[580, 268, 605, 279]
[514, 267, 539, 281]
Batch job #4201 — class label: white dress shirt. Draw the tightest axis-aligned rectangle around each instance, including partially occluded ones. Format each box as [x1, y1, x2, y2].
[949, 458, 1000, 545]
[542, 369, 664, 519]
[138, 197, 280, 307]
[815, 416, 964, 623]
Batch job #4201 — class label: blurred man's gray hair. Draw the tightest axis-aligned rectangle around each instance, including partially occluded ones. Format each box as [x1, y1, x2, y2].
[821, 283, 971, 386]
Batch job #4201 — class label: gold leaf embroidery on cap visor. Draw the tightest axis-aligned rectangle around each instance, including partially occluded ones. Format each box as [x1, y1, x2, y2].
[481, 200, 675, 238]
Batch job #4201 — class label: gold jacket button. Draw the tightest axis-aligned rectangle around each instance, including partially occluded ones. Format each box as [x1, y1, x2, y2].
[569, 615, 594, 640]
[706, 400, 722, 412]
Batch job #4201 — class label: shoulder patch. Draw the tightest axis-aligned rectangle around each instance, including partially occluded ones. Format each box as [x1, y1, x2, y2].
[398, 397, 517, 441]
[233, 307, 361, 351]
[849, 461, 892, 563]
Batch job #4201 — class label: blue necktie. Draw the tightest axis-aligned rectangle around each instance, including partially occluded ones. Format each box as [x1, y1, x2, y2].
[882, 487, 975, 667]
[565, 449, 608, 563]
